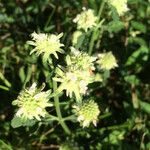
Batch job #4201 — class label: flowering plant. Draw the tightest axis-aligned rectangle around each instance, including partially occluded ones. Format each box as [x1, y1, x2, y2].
[9, 0, 135, 148]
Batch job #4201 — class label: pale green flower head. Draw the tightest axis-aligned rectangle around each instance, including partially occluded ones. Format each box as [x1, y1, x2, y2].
[97, 52, 118, 70]
[109, 0, 129, 16]
[66, 47, 96, 71]
[54, 67, 93, 100]
[28, 32, 64, 60]
[54, 48, 96, 100]
[73, 100, 100, 127]
[12, 83, 52, 121]
[73, 7, 98, 32]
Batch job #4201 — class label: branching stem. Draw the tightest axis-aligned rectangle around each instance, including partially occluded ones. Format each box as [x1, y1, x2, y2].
[53, 80, 71, 134]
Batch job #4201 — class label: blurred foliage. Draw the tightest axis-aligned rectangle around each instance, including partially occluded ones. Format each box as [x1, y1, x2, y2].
[0, 0, 150, 149]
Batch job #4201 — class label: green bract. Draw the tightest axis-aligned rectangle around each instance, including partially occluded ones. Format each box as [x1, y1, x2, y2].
[73, 100, 100, 127]
[28, 32, 64, 60]
[12, 83, 52, 121]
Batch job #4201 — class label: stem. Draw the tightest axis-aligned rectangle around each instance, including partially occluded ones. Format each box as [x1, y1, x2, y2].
[97, 0, 106, 22]
[88, 30, 97, 55]
[63, 115, 76, 121]
[88, 0, 106, 55]
[100, 122, 129, 132]
[99, 112, 112, 120]
[53, 80, 71, 134]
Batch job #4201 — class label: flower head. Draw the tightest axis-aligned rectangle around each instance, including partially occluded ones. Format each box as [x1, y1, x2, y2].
[66, 47, 96, 71]
[97, 52, 118, 70]
[108, 0, 129, 16]
[12, 83, 52, 121]
[73, 100, 100, 127]
[73, 7, 98, 32]
[53, 48, 96, 100]
[28, 32, 64, 60]
[54, 67, 92, 100]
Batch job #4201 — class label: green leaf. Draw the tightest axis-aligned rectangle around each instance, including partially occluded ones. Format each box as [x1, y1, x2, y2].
[107, 21, 125, 33]
[0, 140, 13, 150]
[11, 116, 23, 128]
[124, 75, 140, 85]
[140, 101, 150, 114]
[11, 116, 36, 128]
[19, 66, 26, 83]
[126, 46, 149, 67]
[74, 33, 85, 49]
[131, 21, 146, 33]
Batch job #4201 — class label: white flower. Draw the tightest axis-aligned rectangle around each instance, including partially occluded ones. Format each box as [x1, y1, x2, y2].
[28, 32, 64, 60]
[97, 52, 118, 70]
[109, 0, 129, 16]
[54, 48, 96, 100]
[73, 7, 98, 32]
[13, 83, 53, 121]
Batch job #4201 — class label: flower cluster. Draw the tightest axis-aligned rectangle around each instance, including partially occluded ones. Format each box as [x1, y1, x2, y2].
[73, 100, 100, 127]
[73, 7, 98, 32]
[97, 52, 118, 70]
[108, 0, 129, 16]
[12, 83, 52, 121]
[53, 48, 96, 100]
[28, 32, 64, 61]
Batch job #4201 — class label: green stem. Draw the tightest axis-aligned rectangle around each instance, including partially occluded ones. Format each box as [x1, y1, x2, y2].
[88, 0, 106, 55]
[98, 0, 106, 22]
[53, 80, 71, 134]
[63, 115, 76, 121]
[88, 30, 97, 55]
[99, 112, 112, 120]
[100, 122, 129, 132]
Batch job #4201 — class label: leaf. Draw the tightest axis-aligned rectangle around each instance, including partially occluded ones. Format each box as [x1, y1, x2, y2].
[140, 101, 150, 114]
[11, 116, 36, 128]
[125, 46, 149, 67]
[107, 21, 125, 33]
[0, 140, 13, 150]
[131, 21, 146, 33]
[11, 116, 23, 128]
[124, 75, 140, 85]
[74, 33, 85, 49]
[19, 66, 26, 83]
